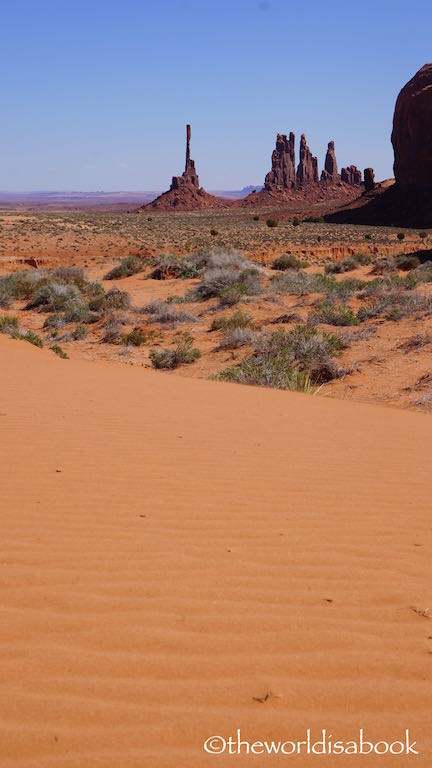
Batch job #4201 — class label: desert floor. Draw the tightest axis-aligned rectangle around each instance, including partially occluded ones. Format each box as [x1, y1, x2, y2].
[1, 335, 432, 767]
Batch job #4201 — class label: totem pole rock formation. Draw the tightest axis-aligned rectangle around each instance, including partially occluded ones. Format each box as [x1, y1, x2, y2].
[140, 124, 230, 211]
[296, 134, 319, 186]
[264, 133, 296, 190]
[170, 124, 200, 190]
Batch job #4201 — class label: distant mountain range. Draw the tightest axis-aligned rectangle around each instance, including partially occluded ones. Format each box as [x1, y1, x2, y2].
[0, 186, 263, 210]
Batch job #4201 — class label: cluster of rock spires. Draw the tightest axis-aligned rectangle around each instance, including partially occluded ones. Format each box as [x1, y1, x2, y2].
[141, 123, 373, 212]
[327, 62, 432, 227]
[263, 132, 366, 194]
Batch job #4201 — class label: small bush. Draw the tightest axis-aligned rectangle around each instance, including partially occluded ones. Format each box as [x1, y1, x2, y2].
[292, 217, 300, 227]
[309, 302, 359, 327]
[50, 344, 68, 359]
[253, 215, 259, 221]
[325, 252, 371, 274]
[102, 317, 122, 344]
[218, 327, 257, 350]
[121, 328, 148, 346]
[210, 229, 218, 237]
[397, 232, 405, 241]
[419, 231, 428, 239]
[150, 253, 205, 280]
[72, 324, 88, 340]
[0, 314, 19, 334]
[43, 313, 66, 330]
[271, 254, 303, 271]
[364, 233, 372, 241]
[149, 332, 201, 369]
[142, 299, 196, 325]
[23, 330, 44, 348]
[216, 325, 343, 391]
[104, 255, 146, 280]
[197, 252, 261, 304]
[210, 310, 253, 332]
[102, 288, 131, 310]
[396, 254, 421, 271]
[266, 218, 278, 228]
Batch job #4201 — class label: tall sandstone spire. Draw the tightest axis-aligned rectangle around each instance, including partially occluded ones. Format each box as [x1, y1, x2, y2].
[264, 133, 296, 190]
[296, 134, 319, 186]
[170, 124, 199, 190]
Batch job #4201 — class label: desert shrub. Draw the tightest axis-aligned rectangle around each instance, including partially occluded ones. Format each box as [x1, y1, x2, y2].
[50, 344, 68, 359]
[266, 218, 278, 228]
[102, 316, 122, 343]
[292, 217, 300, 227]
[325, 253, 371, 274]
[0, 315, 43, 347]
[0, 314, 19, 333]
[399, 333, 431, 351]
[150, 253, 205, 280]
[23, 330, 44, 348]
[216, 325, 343, 391]
[197, 251, 261, 304]
[43, 313, 66, 330]
[253, 215, 259, 221]
[142, 299, 195, 325]
[364, 233, 372, 241]
[357, 290, 430, 322]
[303, 215, 324, 223]
[218, 327, 257, 350]
[412, 262, 432, 284]
[71, 324, 88, 340]
[210, 310, 253, 332]
[270, 312, 302, 325]
[52, 266, 86, 287]
[104, 255, 146, 280]
[270, 269, 332, 295]
[395, 254, 421, 271]
[149, 332, 200, 369]
[210, 229, 218, 237]
[309, 302, 359, 327]
[419, 231, 428, 239]
[121, 328, 148, 346]
[271, 254, 303, 271]
[397, 232, 405, 241]
[100, 287, 131, 310]
[25, 281, 82, 312]
[0, 270, 47, 306]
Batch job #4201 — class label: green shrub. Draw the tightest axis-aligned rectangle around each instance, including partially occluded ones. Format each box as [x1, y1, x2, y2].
[292, 217, 300, 227]
[309, 302, 359, 327]
[216, 325, 342, 391]
[210, 310, 253, 332]
[50, 344, 68, 359]
[104, 255, 146, 280]
[149, 332, 201, 369]
[266, 218, 278, 228]
[210, 229, 218, 237]
[72, 324, 88, 340]
[271, 254, 303, 271]
[397, 232, 405, 241]
[253, 215, 259, 221]
[150, 253, 205, 280]
[23, 330, 44, 348]
[122, 328, 148, 346]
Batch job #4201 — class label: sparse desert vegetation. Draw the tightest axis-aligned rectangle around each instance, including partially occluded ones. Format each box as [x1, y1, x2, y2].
[0, 208, 432, 410]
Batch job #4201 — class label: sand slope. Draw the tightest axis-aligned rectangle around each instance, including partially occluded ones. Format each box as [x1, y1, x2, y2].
[1, 336, 431, 766]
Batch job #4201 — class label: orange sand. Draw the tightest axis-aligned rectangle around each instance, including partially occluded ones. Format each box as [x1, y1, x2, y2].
[1, 335, 431, 766]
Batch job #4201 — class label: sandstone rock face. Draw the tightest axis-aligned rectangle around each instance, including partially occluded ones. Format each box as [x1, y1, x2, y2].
[364, 168, 375, 192]
[341, 165, 362, 185]
[296, 134, 319, 186]
[170, 124, 200, 190]
[391, 63, 432, 190]
[264, 133, 296, 190]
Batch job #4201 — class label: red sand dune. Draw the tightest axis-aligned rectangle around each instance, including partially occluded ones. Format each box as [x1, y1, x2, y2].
[1, 335, 431, 766]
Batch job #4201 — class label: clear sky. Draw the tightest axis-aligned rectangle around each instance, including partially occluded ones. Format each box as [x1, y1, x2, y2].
[1, 0, 431, 191]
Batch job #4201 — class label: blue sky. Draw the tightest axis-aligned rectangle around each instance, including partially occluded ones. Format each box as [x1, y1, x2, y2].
[1, 0, 431, 191]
